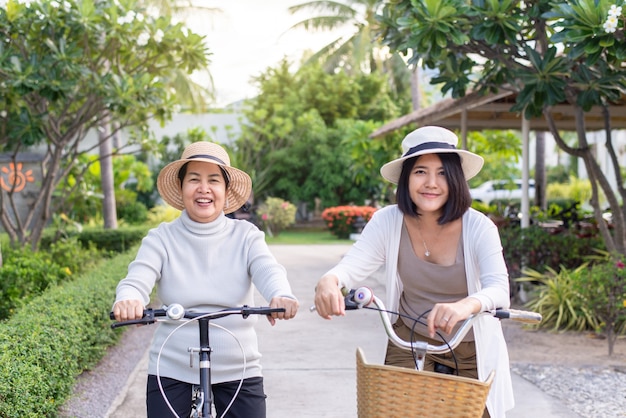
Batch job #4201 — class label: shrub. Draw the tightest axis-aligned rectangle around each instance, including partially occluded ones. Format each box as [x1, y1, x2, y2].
[0, 246, 71, 320]
[321, 206, 377, 239]
[45, 236, 102, 276]
[117, 201, 149, 225]
[0, 248, 135, 416]
[499, 224, 604, 279]
[147, 204, 181, 225]
[518, 252, 626, 356]
[40, 225, 150, 254]
[257, 197, 297, 237]
[75, 226, 150, 253]
[517, 264, 597, 333]
[572, 252, 626, 355]
[546, 176, 593, 206]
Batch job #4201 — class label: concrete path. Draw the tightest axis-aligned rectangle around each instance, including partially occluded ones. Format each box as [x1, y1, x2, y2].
[105, 244, 577, 418]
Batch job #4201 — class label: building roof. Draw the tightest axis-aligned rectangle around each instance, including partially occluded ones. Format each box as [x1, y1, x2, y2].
[370, 89, 626, 138]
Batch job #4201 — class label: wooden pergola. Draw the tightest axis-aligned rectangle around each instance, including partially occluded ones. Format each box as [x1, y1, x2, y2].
[370, 90, 626, 139]
[369, 90, 626, 227]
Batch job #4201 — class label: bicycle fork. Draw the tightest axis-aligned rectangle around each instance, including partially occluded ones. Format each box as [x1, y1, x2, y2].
[189, 318, 213, 418]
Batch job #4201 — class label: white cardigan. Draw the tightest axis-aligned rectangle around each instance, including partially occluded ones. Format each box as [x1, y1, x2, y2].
[325, 205, 514, 417]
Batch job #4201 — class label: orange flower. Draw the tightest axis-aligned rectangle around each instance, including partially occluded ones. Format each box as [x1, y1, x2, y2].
[321, 205, 378, 239]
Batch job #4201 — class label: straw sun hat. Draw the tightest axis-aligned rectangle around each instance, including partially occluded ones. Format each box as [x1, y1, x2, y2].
[380, 126, 484, 184]
[156, 141, 252, 214]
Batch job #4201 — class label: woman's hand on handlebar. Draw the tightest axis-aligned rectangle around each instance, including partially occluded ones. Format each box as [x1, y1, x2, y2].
[314, 275, 345, 320]
[267, 296, 299, 326]
[112, 299, 145, 322]
[427, 297, 481, 338]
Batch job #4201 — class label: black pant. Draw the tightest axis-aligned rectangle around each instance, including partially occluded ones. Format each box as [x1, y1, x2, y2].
[146, 375, 266, 418]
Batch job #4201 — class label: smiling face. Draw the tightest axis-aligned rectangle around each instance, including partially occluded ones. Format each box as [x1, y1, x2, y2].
[180, 161, 226, 223]
[408, 153, 449, 217]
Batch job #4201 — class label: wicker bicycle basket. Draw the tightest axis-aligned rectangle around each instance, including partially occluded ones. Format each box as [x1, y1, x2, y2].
[356, 348, 495, 418]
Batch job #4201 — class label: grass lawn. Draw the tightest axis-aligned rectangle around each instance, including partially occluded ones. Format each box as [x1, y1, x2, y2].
[265, 228, 354, 245]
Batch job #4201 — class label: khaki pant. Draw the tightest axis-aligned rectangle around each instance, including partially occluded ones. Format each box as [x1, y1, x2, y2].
[384, 319, 490, 418]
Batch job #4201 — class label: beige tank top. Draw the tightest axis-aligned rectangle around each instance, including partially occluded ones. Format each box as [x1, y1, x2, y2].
[398, 221, 474, 341]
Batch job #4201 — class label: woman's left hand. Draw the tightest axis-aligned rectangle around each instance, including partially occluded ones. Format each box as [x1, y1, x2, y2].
[427, 297, 481, 338]
[267, 296, 299, 326]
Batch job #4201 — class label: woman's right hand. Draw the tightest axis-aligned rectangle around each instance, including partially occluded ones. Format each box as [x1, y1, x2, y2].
[314, 275, 345, 320]
[112, 299, 145, 321]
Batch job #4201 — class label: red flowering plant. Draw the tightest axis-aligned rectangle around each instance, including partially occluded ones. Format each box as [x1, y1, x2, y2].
[573, 252, 626, 356]
[321, 206, 377, 239]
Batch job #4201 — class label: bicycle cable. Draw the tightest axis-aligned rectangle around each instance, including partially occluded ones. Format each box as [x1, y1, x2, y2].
[156, 312, 247, 418]
[362, 306, 459, 375]
[411, 308, 459, 375]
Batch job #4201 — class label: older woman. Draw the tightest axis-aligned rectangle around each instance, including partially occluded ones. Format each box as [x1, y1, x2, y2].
[113, 141, 298, 418]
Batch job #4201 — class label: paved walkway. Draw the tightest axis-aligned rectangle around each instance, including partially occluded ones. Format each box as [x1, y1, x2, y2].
[105, 244, 578, 417]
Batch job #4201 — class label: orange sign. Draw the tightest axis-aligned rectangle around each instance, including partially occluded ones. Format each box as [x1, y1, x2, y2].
[1, 162, 35, 192]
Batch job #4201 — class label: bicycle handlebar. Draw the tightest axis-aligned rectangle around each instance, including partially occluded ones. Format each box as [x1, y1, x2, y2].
[314, 287, 542, 357]
[110, 303, 286, 329]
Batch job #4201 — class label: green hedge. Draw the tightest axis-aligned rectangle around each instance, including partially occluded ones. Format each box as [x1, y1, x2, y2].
[40, 226, 150, 254]
[0, 237, 105, 321]
[0, 247, 137, 417]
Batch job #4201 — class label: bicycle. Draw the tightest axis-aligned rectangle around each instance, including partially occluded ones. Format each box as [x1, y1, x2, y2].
[325, 287, 542, 418]
[110, 304, 285, 418]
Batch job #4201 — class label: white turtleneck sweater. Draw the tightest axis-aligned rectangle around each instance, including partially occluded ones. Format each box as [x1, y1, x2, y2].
[114, 210, 296, 384]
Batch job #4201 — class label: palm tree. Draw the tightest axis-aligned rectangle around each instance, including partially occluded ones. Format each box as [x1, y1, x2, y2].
[286, 0, 416, 108]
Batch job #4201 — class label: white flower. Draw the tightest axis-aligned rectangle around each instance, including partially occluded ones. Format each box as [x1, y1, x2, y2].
[0, 111, 7, 118]
[153, 29, 164, 43]
[604, 15, 619, 33]
[609, 5, 622, 18]
[137, 32, 150, 46]
[117, 11, 136, 25]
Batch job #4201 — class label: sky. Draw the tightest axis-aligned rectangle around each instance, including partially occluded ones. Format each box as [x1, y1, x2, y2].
[186, 1, 349, 107]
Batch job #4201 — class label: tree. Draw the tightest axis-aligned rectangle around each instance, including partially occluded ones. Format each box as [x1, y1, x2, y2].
[234, 60, 402, 210]
[0, 0, 209, 248]
[140, 0, 219, 110]
[378, 0, 626, 255]
[95, 0, 218, 231]
[467, 130, 524, 188]
[287, 0, 414, 111]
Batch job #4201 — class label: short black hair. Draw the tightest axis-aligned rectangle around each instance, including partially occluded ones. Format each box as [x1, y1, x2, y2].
[395, 153, 472, 224]
[177, 162, 230, 190]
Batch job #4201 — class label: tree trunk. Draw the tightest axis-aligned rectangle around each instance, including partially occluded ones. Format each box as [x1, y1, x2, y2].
[544, 106, 625, 254]
[410, 65, 420, 111]
[99, 119, 118, 229]
[535, 131, 546, 210]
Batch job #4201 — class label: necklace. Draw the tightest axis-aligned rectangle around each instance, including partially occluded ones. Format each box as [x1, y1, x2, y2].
[415, 222, 431, 257]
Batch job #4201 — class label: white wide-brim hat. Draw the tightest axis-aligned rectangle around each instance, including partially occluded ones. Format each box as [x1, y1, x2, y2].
[380, 126, 484, 184]
[156, 141, 252, 214]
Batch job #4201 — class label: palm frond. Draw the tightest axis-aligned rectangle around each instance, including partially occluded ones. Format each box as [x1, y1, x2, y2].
[288, 1, 358, 17]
